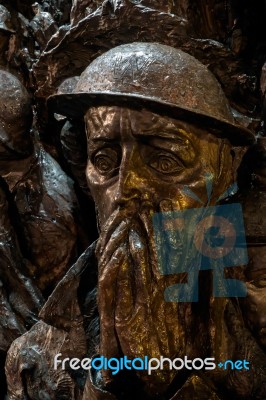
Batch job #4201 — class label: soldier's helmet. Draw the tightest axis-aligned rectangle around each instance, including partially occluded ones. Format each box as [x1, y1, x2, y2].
[0, 70, 33, 157]
[49, 42, 254, 145]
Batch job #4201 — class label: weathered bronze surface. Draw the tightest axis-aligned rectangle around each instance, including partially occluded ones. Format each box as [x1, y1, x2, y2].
[0, 67, 85, 396]
[0, 5, 14, 33]
[4, 42, 266, 399]
[30, 2, 57, 49]
[0, 1, 265, 399]
[0, 69, 81, 293]
[50, 42, 254, 144]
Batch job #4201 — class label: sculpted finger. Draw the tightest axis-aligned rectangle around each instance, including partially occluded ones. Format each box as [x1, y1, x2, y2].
[97, 219, 129, 273]
[98, 245, 127, 360]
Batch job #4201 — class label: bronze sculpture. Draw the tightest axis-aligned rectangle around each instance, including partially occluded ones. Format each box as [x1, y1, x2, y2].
[0, 4, 14, 33]
[0, 68, 85, 395]
[5, 43, 266, 399]
[30, 2, 57, 49]
[0, 69, 81, 295]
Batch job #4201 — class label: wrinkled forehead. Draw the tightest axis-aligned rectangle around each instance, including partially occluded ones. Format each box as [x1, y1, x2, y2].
[84, 105, 220, 143]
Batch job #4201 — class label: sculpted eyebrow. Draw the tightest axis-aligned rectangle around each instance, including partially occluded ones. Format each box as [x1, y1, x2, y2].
[133, 132, 188, 144]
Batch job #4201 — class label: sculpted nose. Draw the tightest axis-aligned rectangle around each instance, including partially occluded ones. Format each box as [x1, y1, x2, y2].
[114, 150, 150, 206]
[114, 170, 143, 205]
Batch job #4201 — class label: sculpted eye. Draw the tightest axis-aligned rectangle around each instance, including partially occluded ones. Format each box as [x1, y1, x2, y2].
[258, 279, 266, 287]
[93, 148, 119, 175]
[253, 276, 266, 288]
[149, 153, 183, 174]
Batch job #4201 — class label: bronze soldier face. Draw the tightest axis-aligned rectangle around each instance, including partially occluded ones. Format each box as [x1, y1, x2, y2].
[49, 43, 256, 395]
[85, 105, 237, 228]
[84, 105, 242, 393]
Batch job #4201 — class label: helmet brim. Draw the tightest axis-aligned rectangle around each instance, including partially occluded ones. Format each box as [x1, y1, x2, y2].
[48, 91, 255, 146]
